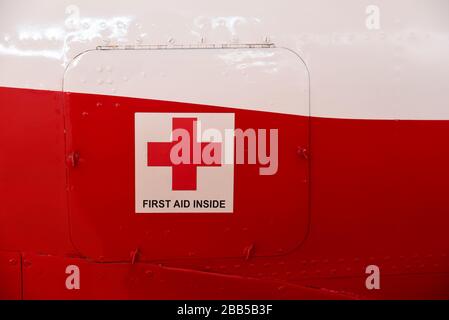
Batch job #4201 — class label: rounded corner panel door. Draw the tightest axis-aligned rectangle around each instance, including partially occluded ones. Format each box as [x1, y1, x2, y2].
[63, 47, 310, 262]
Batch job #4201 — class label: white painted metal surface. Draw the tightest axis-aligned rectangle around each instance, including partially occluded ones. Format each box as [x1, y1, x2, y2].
[1, 0, 449, 119]
[64, 48, 309, 115]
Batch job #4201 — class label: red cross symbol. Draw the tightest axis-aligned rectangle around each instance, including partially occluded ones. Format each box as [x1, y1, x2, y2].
[147, 117, 222, 191]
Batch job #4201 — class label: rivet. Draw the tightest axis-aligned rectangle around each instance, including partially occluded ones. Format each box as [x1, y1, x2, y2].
[130, 249, 139, 264]
[297, 146, 309, 159]
[244, 244, 255, 260]
[68, 151, 80, 168]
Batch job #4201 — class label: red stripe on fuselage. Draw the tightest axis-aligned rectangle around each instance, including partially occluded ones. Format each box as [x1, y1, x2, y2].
[1, 86, 448, 299]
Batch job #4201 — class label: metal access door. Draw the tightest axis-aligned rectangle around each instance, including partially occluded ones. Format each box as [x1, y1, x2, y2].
[63, 46, 310, 262]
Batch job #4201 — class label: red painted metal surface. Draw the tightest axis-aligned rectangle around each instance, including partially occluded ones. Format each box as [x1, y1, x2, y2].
[1, 86, 449, 299]
[63, 92, 310, 261]
[0, 87, 74, 255]
[0, 252, 22, 299]
[21, 253, 352, 300]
